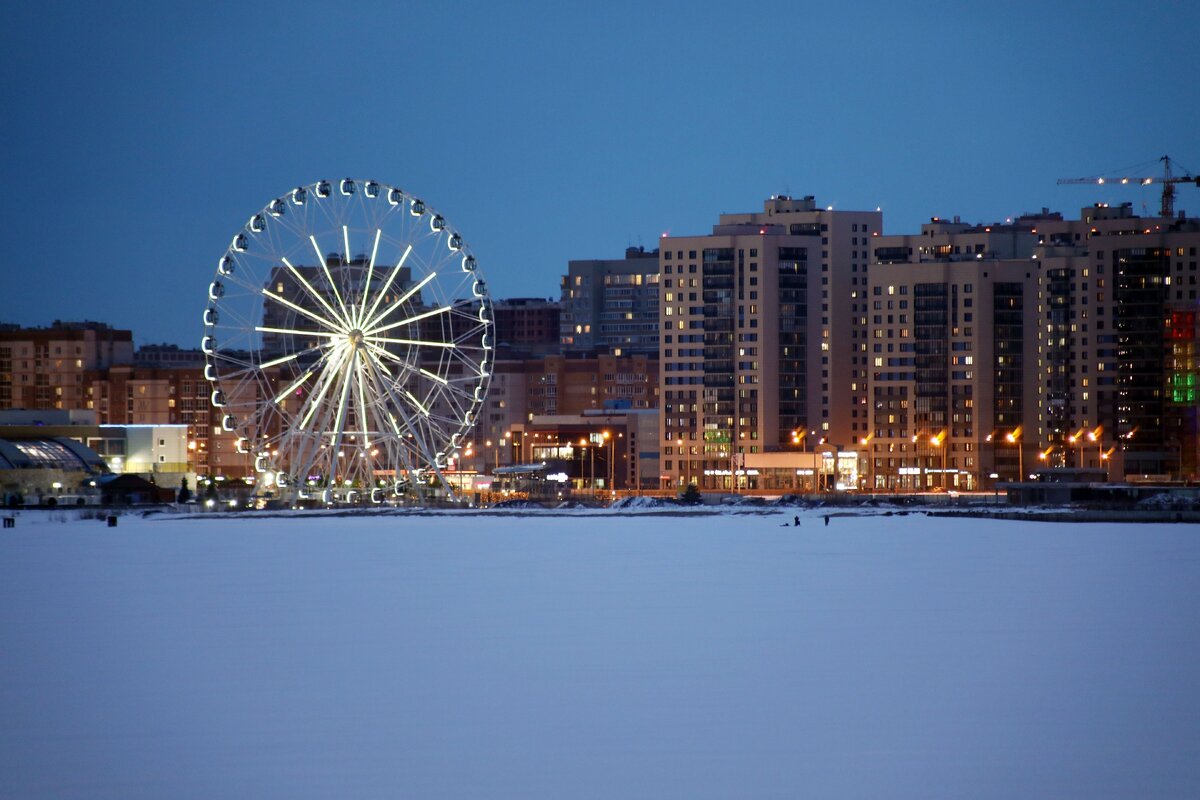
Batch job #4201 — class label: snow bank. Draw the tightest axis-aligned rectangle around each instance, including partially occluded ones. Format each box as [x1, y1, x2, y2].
[2, 512, 1197, 799]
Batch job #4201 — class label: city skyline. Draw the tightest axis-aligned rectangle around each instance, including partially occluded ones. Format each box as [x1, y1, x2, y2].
[3, 2, 1198, 345]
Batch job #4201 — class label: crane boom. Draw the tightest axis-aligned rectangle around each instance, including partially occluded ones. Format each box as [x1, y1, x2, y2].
[1057, 155, 1199, 217]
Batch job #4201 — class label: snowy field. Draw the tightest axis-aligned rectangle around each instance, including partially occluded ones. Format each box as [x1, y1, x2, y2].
[2, 509, 1198, 799]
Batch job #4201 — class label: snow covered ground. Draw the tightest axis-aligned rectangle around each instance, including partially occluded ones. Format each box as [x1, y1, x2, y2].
[2, 509, 1197, 799]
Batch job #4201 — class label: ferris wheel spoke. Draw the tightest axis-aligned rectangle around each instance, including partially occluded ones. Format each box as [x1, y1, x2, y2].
[255, 325, 339, 339]
[356, 228, 383, 327]
[361, 245, 415, 327]
[310, 234, 353, 323]
[297, 345, 349, 431]
[364, 357, 438, 478]
[261, 288, 343, 333]
[361, 340, 418, 377]
[326, 356, 358, 484]
[258, 339, 334, 371]
[355, 360, 373, 449]
[281, 257, 345, 325]
[367, 335, 456, 349]
[272, 367, 319, 405]
[365, 304, 452, 337]
[418, 367, 449, 386]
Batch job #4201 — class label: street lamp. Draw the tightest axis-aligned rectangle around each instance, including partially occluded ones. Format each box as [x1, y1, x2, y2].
[910, 433, 920, 492]
[789, 429, 808, 491]
[1087, 427, 1102, 472]
[930, 432, 947, 490]
[1067, 429, 1085, 469]
[1006, 427, 1023, 481]
[602, 430, 615, 499]
[1038, 446, 1054, 472]
[677, 437, 687, 489]
[579, 437, 594, 496]
[860, 435, 873, 492]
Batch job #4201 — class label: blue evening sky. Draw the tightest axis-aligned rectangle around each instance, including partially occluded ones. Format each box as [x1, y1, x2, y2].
[2, 1, 1197, 346]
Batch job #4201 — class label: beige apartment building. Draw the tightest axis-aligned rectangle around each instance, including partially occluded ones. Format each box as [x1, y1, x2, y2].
[866, 216, 1044, 489]
[866, 204, 1200, 487]
[659, 196, 881, 489]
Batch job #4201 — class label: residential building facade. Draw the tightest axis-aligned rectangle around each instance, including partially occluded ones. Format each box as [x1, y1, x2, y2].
[659, 196, 881, 489]
[561, 247, 660, 354]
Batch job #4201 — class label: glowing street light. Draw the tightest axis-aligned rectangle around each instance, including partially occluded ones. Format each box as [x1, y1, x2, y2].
[860, 434, 873, 491]
[1006, 427, 1023, 481]
[602, 430, 618, 499]
[1087, 426, 1103, 472]
[677, 437, 688, 488]
[930, 431, 947, 490]
[579, 437, 594, 496]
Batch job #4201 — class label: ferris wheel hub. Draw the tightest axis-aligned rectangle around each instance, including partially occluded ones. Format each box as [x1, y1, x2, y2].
[347, 329, 364, 348]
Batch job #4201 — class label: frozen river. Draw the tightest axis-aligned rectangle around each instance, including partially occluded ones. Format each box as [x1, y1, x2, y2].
[2, 509, 1197, 798]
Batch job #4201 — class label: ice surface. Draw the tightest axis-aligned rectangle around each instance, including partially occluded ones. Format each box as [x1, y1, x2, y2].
[2, 510, 1198, 799]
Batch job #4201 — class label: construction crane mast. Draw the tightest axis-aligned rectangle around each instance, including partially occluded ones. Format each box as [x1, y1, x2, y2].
[1058, 155, 1199, 218]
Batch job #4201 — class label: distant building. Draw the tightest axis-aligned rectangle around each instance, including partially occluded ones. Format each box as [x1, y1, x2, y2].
[561, 247, 660, 354]
[492, 297, 561, 357]
[659, 196, 881, 490]
[863, 203, 1200, 486]
[135, 344, 207, 369]
[0, 409, 192, 501]
[0, 409, 110, 503]
[1032, 204, 1200, 479]
[866, 214, 1047, 489]
[0, 321, 133, 411]
[509, 408, 659, 492]
[458, 351, 658, 477]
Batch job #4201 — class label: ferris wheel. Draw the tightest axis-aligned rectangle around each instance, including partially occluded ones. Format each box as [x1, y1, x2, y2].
[202, 179, 493, 503]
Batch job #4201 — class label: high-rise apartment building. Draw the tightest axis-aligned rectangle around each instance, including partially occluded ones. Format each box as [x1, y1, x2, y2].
[561, 247, 660, 354]
[659, 196, 881, 488]
[866, 216, 1046, 489]
[1032, 204, 1200, 478]
[865, 204, 1200, 487]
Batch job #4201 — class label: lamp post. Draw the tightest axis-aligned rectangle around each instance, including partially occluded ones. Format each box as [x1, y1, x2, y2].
[910, 433, 919, 492]
[986, 433, 994, 489]
[1006, 428, 1023, 482]
[860, 435, 873, 492]
[584, 437, 595, 497]
[817, 437, 828, 493]
[1038, 446, 1054, 474]
[602, 430, 615, 499]
[1087, 427, 1102, 472]
[930, 432, 947, 490]
[677, 437, 687, 489]
[790, 429, 805, 492]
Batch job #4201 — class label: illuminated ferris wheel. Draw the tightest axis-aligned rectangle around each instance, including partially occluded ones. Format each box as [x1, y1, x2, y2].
[202, 179, 493, 503]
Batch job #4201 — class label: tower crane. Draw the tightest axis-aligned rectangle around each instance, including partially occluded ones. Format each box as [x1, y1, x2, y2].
[1058, 155, 1199, 218]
